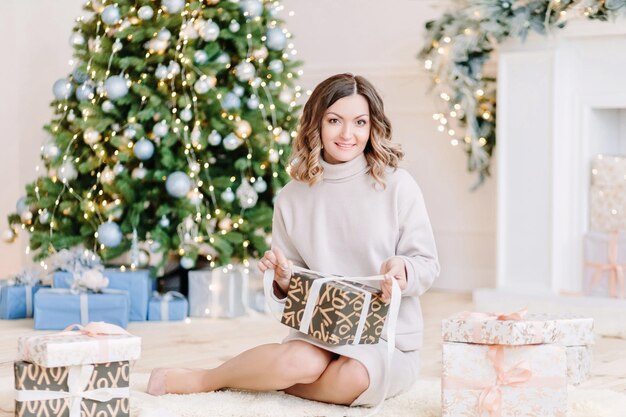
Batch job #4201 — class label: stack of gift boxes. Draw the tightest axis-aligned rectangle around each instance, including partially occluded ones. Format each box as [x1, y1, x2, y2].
[585, 155, 626, 298]
[15, 323, 141, 417]
[441, 311, 594, 417]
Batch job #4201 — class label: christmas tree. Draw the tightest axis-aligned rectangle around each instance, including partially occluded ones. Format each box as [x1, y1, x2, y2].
[6, 0, 302, 272]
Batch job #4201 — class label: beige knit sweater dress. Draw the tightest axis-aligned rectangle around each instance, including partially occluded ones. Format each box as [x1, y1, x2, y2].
[267, 153, 440, 406]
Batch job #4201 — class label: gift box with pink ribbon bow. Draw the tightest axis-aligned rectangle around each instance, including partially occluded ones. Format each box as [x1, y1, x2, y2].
[15, 322, 140, 417]
[442, 310, 594, 416]
[583, 231, 626, 299]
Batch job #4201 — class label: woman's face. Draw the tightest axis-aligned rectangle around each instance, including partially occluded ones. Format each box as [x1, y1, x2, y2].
[320, 94, 370, 165]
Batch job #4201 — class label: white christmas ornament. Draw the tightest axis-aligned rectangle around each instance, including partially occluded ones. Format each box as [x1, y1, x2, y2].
[112, 39, 123, 53]
[102, 100, 115, 112]
[166, 171, 192, 198]
[180, 257, 195, 269]
[194, 50, 209, 65]
[233, 85, 245, 97]
[58, 161, 78, 182]
[137, 5, 154, 20]
[252, 46, 268, 60]
[159, 215, 170, 228]
[268, 59, 284, 73]
[53, 79, 73, 100]
[155, 65, 168, 80]
[222, 93, 240, 110]
[253, 177, 267, 193]
[2, 229, 15, 243]
[277, 130, 291, 145]
[97, 221, 123, 247]
[83, 128, 101, 145]
[216, 53, 230, 65]
[69, 32, 85, 46]
[153, 121, 169, 137]
[189, 161, 201, 173]
[235, 119, 252, 138]
[76, 83, 95, 101]
[39, 209, 50, 224]
[265, 27, 287, 51]
[240, 0, 263, 18]
[190, 126, 202, 146]
[104, 75, 128, 100]
[268, 151, 279, 163]
[67, 111, 76, 122]
[123, 126, 137, 139]
[180, 22, 199, 40]
[42, 142, 60, 160]
[199, 20, 220, 42]
[223, 133, 243, 150]
[100, 166, 116, 184]
[236, 179, 258, 208]
[168, 61, 181, 76]
[16, 197, 28, 214]
[246, 95, 260, 109]
[113, 163, 125, 175]
[20, 211, 33, 224]
[180, 108, 193, 122]
[279, 88, 293, 104]
[132, 165, 147, 180]
[235, 61, 256, 81]
[134, 138, 155, 160]
[162, 0, 185, 14]
[221, 187, 235, 203]
[101, 5, 120, 25]
[229, 20, 240, 32]
[188, 189, 203, 205]
[208, 130, 222, 146]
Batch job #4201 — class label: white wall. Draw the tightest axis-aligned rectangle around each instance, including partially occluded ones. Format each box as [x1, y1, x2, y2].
[0, 0, 497, 291]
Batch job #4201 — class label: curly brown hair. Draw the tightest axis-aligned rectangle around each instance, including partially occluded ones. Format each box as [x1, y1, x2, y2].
[289, 73, 404, 187]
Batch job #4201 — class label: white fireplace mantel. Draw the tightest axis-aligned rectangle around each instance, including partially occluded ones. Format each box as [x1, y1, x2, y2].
[474, 19, 626, 332]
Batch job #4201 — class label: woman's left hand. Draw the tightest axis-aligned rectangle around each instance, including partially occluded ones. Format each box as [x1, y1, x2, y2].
[379, 257, 407, 303]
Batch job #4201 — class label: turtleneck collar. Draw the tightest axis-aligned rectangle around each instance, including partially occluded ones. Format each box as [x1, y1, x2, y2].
[320, 153, 369, 182]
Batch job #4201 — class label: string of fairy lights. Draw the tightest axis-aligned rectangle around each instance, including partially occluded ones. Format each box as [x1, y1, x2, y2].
[8, 0, 306, 275]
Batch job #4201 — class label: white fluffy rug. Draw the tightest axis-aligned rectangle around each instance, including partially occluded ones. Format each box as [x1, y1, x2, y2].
[2, 373, 625, 417]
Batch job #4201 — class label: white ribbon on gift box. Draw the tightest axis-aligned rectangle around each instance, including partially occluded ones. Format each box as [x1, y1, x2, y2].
[15, 364, 130, 417]
[263, 266, 400, 417]
[152, 291, 185, 321]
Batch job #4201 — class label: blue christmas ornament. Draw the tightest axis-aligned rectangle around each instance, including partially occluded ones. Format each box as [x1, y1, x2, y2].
[104, 75, 129, 100]
[134, 138, 155, 160]
[240, 0, 263, 18]
[223, 133, 243, 151]
[166, 171, 192, 198]
[76, 83, 94, 101]
[97, 221, 123, 247]
[266, 28, 287, 51]
[222, 93, 241, 110]
[163, 0, 185, 13]
[194, 50, 209, 65]
[268, 59, 284, 73]
[101, 5, 121, 25]
[16, 196, 28, 214]
[52, 79, 73, 100]
[72, 67, 88, 83]
[137, 5, 154, 20]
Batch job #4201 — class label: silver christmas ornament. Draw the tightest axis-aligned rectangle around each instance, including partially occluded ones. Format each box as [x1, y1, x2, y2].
[101, 5, 120, 25]
[235, 61, 256, 81]
[76, 83, 95, 101]
[97, 221, 123, 247]
[137, 5, 154, 20]
[199, 20, 220, 41]
[240, 0, 263, 18]
[132, 165, 147, 179]
[194, 50, 209, 65]
[102, 100, 115, 112]
[159, 215, 170, 228]
[221, 187, 235, 203]
[134, 138, 155, 160]
[208, 130, 222, 146]
[180, 108, 193, 122]
[83, 127, 101, 145]
[223, 133, 243, 150]
[153, 121, 169, 137]
[253, 177, 267, 193]
[229, 20, 240, 32]
[222, 93, 240, 110]
[52, 79, 73, 100]
[162, 0, 185, 14]
[69, 32, 85, 46]
[246, 95, 260, 109]
[265, 27, 287, 51]
[166, 171, 192, 198]
[236, 179, 258, 209]
[268, 59, 284, 73]
[105, 75, 129, 100]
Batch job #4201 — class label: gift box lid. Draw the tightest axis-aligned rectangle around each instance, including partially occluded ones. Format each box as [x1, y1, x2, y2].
[18, 322, 141, 368]
[442, 310, 594, 346]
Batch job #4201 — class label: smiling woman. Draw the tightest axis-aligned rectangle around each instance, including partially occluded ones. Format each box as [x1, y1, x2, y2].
[320, 95, 370, 165]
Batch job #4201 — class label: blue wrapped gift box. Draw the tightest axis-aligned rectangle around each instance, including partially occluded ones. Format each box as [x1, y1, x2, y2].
[53, 268, 151, 321]
[0, 282, 47, 319]
[148, 292, 188, 321]
[34, 288, 130, 330]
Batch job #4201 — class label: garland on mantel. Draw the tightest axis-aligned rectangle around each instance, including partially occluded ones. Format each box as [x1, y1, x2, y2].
[419, 0, 626, 188]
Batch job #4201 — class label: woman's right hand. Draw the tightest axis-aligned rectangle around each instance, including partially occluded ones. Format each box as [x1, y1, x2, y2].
[258, 247, 293, 294]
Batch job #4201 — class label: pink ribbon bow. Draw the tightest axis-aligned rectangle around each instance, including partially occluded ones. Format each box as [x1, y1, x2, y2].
[478, 346, 532, 417]
[586, 232, 626, 298]
[459, 308, 528, 322]
[63, 321, 130, 336]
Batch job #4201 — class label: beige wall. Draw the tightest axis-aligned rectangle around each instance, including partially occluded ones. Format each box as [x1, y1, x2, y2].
[0, 0, 496, 291]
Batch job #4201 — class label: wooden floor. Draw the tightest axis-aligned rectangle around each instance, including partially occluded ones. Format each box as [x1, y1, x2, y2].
[1, 290, 625, 395]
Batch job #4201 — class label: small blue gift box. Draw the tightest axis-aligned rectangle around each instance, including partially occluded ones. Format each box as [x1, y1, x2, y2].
[148, 291, 188, 321]
[33, 288, 130, 330]
[0, 281, 47, 319]
[53, 268, 151, 321]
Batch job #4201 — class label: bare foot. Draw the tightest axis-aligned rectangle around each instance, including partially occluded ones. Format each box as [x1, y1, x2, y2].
[147, 368, 212, 395]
